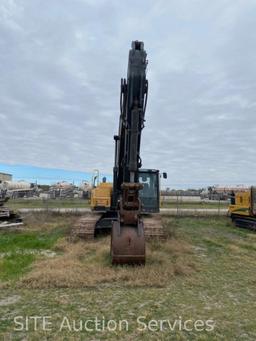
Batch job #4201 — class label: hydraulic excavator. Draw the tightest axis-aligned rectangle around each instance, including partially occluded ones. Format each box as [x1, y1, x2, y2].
[229, 186, 256, 230]
[72, 41, 167, 264]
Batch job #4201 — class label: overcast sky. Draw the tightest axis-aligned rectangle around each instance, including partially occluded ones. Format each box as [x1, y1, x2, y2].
[1, 0, 256, 187]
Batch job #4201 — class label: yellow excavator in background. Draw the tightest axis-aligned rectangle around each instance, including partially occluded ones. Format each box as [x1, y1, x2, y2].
[229, 186, 256, 229]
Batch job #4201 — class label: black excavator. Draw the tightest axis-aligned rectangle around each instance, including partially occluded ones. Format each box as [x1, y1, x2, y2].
[72, 41, 166, 264]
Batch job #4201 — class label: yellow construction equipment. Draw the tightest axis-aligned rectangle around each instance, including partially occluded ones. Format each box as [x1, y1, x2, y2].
[229, 186, 256, 229]
[90, 181, 112, 211]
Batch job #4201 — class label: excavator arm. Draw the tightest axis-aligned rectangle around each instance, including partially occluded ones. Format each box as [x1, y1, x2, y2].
[113, 41, 148, 206]
[111, 41, 148, 264]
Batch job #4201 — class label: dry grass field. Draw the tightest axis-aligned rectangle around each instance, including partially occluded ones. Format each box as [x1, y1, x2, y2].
[1, 213, 196, 289]
[0, 213, 256, 340]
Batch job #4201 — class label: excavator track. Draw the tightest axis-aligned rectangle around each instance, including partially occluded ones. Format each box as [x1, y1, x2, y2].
[143, 214, 166, 241]
[231, 215, 256, 231]
[70, 214, 101, 241]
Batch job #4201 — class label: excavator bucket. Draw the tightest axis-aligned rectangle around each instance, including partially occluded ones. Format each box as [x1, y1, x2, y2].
[111, 220, 145, 265]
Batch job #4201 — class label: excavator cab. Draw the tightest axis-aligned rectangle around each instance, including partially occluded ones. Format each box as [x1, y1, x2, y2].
[139, 169, 160, 213]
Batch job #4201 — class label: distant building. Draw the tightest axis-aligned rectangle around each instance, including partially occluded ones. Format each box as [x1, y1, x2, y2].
[0, 172, 12, 182]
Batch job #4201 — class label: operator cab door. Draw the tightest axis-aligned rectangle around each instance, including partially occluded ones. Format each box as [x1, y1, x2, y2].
[251, 186, 256, 216]
[139, 169, 160, 213]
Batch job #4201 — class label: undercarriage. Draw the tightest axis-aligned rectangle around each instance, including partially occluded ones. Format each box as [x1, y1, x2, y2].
[231, 214, 256, 231]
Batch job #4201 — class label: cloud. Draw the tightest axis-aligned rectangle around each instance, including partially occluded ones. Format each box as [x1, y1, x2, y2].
[0, 0, 256, 187]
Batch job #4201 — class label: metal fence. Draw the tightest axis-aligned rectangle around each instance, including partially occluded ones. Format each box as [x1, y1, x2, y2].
[12, 194, 230, 217]
[160, 194, 229, 216]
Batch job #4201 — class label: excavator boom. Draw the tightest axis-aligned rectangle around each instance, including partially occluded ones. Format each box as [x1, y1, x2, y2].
[111, 41, 148, 264]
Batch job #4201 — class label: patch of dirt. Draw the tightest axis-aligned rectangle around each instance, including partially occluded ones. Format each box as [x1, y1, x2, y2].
[0, 295, 21, 306]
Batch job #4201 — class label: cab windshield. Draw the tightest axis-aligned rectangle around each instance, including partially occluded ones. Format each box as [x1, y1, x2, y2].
[139, 171, 159, 213]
